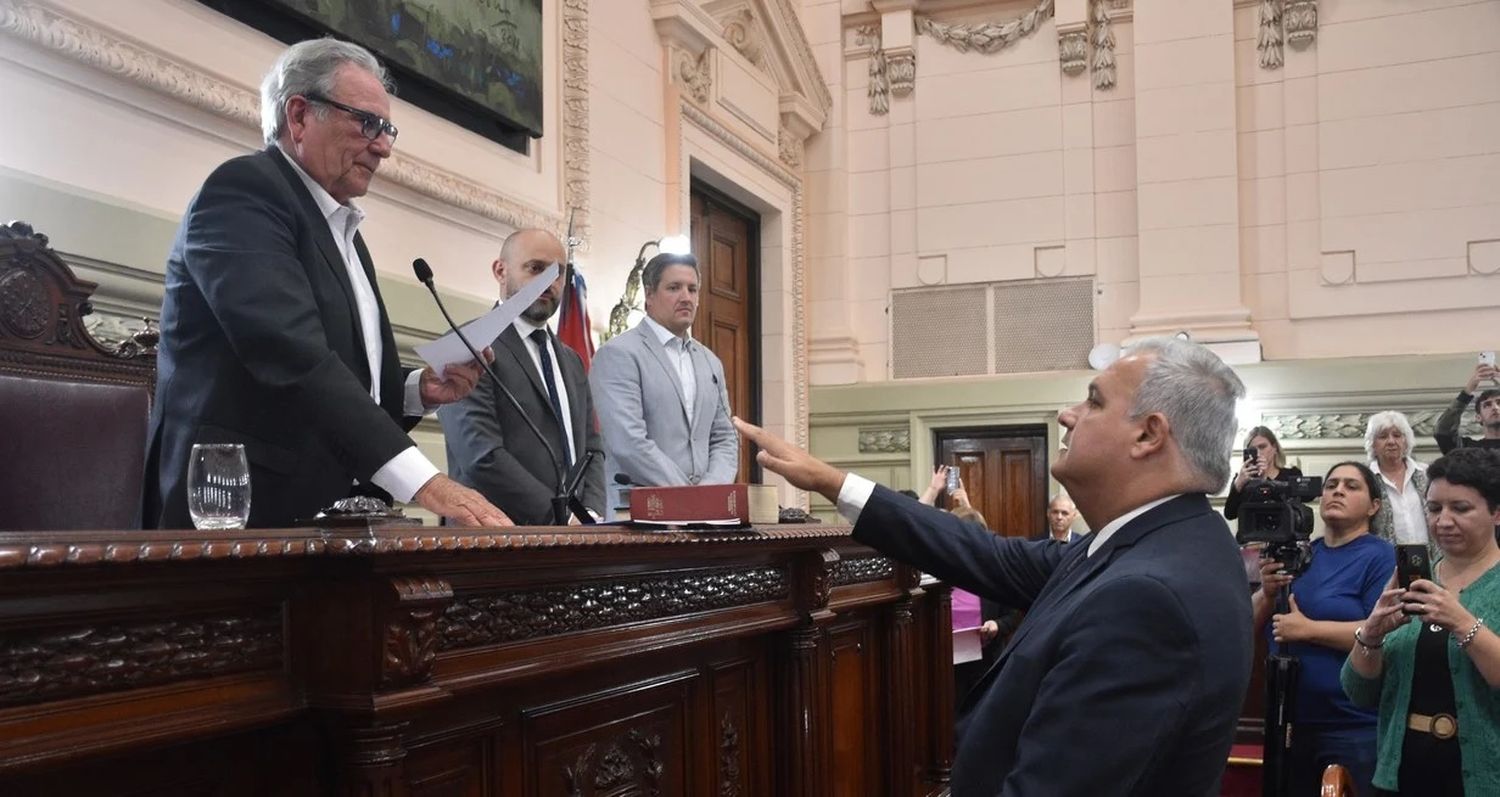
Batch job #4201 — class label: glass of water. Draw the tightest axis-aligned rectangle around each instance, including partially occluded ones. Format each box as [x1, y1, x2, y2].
[187, 443, 251, 530]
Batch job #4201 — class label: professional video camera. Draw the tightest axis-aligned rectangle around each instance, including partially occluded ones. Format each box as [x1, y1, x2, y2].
[1234, 475, 1322, 576]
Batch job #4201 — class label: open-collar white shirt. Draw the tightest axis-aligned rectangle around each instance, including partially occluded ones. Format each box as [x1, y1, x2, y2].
[275, 145, 437, 502]
[642, 315, 696, 419]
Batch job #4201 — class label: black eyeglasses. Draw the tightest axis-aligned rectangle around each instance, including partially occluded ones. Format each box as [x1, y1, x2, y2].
[303, 93, 399, 144]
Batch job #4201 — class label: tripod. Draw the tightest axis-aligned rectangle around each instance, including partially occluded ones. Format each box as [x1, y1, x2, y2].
[1262, 589, 1300, 797]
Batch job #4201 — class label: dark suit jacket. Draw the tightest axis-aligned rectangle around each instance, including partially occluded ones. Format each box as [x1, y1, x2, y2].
[854, 487, 1252, 796]
[145, 147, 417, 528]
[437, 324, 604, 524]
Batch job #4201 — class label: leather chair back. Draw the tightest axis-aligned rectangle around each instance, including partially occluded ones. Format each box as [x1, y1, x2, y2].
[0, 221, 155, 530]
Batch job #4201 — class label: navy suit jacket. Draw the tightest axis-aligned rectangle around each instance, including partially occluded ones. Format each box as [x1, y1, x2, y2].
[853, 486, 1252, 796]
[145, 147, 417, 528]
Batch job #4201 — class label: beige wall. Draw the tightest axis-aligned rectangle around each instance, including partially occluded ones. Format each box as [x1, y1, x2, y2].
[811, 0, 1500, 383]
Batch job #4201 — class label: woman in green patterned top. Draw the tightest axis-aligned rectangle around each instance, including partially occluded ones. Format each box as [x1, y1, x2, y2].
[1342, 447, 1500, 796]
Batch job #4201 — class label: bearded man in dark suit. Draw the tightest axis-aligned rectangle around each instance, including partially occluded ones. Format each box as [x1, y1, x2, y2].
[145, 38, 510, 529]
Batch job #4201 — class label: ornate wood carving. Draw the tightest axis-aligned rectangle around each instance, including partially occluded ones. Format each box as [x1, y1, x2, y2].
[719, 713, 742, 797]
[0, 222, 155, 385]
[438, 566, 789, 650]
[0, 610, 282, 707]
[792, 549, 838, 615]
[0, 524, 856, 571]
[380, 576, 453, 688]
[560, 728, 665, 797]
[830, 555, 895, 586]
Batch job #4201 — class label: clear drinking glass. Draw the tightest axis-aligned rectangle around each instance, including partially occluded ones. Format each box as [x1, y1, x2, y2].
[187, 443, 251, 530]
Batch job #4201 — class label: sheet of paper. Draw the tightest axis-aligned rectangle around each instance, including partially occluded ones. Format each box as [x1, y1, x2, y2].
[414, 262, 560, 370]
[952, 625, 983, 665]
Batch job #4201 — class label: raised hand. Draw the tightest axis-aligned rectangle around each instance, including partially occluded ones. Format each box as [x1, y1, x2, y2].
[731, 416, 846, 502]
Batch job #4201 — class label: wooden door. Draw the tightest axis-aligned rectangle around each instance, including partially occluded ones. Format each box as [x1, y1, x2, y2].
[936, 427, 1049, 539]
[690, 182, 760, 482]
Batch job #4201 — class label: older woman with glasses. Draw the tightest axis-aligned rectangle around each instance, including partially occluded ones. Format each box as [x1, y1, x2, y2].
[1343, 448, 1500, 796]
[1366, 412, 1435, 562]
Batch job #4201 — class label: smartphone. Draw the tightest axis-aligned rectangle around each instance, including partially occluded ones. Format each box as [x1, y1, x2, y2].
[1481, 351, 1496, 368]
[1243, 445, 1257, 464]
[945, 466, 960, 493]
[1396, 544, 1432, 615]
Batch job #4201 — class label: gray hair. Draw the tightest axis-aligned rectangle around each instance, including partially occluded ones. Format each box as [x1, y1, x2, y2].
[259, 38, 393, 145]
[1125, 337, 1246, 493]
[1364, 411, 1416, 462]
[642, 252, 699, 294]
[1048, 492, 1074, 508]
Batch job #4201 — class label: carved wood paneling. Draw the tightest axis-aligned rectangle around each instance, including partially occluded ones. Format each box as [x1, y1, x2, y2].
[0, 610, 282, 707]
[830, 555, 895, 586]
[380, 577, 454, 688]
[437, 566, 789, 650]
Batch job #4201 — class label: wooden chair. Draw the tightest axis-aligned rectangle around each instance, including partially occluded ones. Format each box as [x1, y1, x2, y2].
[1321, 763, 1355, 797]
[0, 221, 156, 530]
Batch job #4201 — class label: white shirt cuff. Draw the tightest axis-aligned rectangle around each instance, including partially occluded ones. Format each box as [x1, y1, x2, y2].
[371, 446, 441, 503]
[836, 473, 877, 524]
[403, 368, 429, 417]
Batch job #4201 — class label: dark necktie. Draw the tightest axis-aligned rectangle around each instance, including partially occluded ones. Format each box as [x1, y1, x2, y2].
[529, 329, 573, 472]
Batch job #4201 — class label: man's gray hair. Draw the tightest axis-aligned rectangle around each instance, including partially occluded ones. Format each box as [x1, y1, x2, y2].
[1048, 492, 1074, 508]
[260, 38, 393, 145]
[1364, 411, 1416, 462]
[1125, 337, 1245, 493]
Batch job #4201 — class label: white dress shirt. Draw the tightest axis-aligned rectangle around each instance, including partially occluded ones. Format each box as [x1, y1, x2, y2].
[1373, 458, 1430, 545]
[836, 474, 1181, 558]
[276, 146, 437, 501]
[513, 316, 577, 463]
[643, 315, 696, 419]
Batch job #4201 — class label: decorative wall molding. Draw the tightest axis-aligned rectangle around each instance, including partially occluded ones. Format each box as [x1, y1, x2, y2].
[1262, 409, 1480, 441]
[857, 0, 1117, 112]
[858, 427, 911, 453]
[0, 1, 567, 235]
[1284, 0, 1318, 48]
[0, 610, 283, 707]
[777, 123, 803, 168]
[677, 99, 810, 465]
[436, 565, 789, 650]
[675, 46, 714, 105]
[561, 0, 592, 249]
[722, 7, 767, 71]
[1090, 0, 1116, 90]
[1058, 28, 1087, 75]
[917, 1, 1054, 55]
[1257, 0, 1318, 71]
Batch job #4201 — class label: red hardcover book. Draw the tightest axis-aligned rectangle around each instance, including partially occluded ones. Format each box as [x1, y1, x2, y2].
[628, 484, 779, 527]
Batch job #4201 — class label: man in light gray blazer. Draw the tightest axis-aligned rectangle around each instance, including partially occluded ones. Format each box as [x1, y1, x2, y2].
[590, 252, 738, 514]
[438, 229, 604, 524]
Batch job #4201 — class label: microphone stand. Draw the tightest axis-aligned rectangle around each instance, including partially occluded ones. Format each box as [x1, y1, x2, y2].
[414, 261, 583, 526]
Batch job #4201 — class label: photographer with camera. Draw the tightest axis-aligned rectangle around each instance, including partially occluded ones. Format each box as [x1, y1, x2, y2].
[1227, 426, 1303, 522]
[1250, 462, 1395, 797]
[1342, 448, 1500, 797]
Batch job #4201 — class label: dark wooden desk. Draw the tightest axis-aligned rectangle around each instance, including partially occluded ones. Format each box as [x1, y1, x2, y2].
[0, 525, 954, 796]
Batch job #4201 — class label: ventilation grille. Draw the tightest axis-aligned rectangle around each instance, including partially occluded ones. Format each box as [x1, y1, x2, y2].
[891, 286, 988, 378]
[993, 278, 1093, 374]
[890, 277, 1094, 378]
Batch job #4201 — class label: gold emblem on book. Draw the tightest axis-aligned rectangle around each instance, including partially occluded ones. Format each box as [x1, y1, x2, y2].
[646, 494, 664, 518]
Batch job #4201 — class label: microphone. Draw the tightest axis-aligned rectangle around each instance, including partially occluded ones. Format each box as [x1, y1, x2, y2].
[614, 473, 633, 485]
[412, 257, 576, 525]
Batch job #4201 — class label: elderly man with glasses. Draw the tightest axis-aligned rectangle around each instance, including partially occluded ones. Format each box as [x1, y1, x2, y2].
[145, 38, 511, 529]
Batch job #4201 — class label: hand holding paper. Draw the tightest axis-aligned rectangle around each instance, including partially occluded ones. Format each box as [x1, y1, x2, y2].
[414, 262, 560, 370]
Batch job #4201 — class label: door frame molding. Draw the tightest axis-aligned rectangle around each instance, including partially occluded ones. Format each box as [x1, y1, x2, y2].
[690, 177, 763, 482]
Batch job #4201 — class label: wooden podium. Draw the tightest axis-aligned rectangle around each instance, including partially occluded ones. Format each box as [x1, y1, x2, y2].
[0, 524, 955, 796]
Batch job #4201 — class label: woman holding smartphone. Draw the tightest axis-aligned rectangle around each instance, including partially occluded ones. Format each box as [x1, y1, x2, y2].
[1226, 426, 1303, 521]
[1343, 448, 1500, 796]
[1253, 461, 1395, 797]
